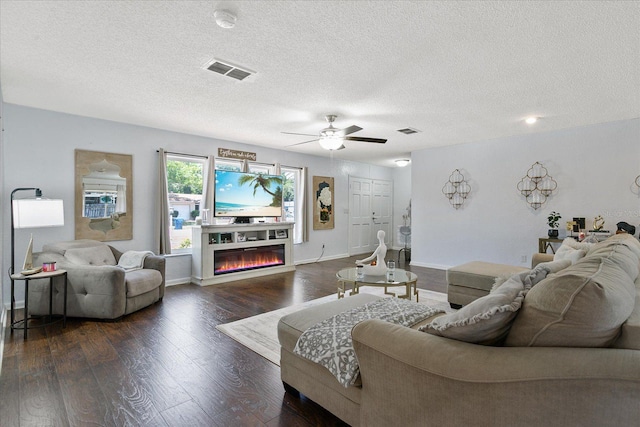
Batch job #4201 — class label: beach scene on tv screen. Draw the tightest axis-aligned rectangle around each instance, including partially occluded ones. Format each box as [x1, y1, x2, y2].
[214, 171, 283, 217]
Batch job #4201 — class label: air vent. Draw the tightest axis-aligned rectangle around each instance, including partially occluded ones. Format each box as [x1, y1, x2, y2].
[397, 127, 421, 135]
[205, 59, 254, 81]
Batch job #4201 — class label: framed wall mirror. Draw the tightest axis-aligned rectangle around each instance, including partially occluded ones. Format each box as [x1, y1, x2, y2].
[75, 149, 133, 241]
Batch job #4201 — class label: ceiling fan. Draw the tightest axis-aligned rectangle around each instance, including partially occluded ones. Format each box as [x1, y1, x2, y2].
[283, 115, 387, 150]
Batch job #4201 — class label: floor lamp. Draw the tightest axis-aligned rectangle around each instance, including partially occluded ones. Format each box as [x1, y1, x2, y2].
[10, 188, 65, 276]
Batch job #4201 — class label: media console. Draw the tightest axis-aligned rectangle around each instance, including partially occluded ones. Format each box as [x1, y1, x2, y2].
[191, 222, 295, 286]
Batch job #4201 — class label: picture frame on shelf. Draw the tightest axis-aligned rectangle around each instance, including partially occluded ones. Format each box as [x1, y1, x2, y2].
[573, 217, 586, 233]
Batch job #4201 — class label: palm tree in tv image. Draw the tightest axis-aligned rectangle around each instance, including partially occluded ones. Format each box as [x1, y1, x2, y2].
[238, 173, 283, 207]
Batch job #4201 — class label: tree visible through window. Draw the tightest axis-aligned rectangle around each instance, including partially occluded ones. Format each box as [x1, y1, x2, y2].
[166, 156, 204, 251]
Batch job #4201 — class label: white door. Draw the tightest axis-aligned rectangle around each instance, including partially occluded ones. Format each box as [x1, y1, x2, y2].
[349, 177, 393, 255]
[372, 180, 393, 246]
[349, 177, 373, 255]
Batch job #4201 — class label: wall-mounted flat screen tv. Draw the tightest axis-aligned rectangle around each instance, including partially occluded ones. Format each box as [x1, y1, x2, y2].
[214, 170, 283, 218]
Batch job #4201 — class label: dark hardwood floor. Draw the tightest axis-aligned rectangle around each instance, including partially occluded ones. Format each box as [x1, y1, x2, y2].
[0, 252, 446, 426]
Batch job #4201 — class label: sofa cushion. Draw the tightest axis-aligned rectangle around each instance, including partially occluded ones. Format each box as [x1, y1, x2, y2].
[614, 278, 640, 350]
[279, 293, 382, 389]
[278, 293, 382, 353]
[43, 239, 106, 256]
[506, 236, 639, 348]
[64, 244, 117, 266]
[126, 269, 163, 297]
[423, 270, 537, 345]
[586, 234, 640, 279]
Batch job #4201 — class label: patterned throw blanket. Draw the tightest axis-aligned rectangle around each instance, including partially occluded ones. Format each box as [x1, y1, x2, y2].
[293, 298, 444, 387]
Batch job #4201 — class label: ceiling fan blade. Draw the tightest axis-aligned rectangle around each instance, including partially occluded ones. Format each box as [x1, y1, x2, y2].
[281, 131, 318, 137]
[344, 136, 387, 144]
[340, 125, 363, 136]
[287, 138, 319, 147]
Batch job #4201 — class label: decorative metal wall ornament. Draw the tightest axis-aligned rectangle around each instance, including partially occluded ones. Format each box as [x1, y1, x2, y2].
[517, 161, 557, 210]
[442, 169, 471, 209]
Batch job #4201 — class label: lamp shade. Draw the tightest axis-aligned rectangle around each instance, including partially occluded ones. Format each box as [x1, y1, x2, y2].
[12, 199, 65, 228]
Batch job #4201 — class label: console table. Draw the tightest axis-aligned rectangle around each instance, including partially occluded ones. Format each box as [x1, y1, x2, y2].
[10, 269, 68, 340]
[191, 222, 295, 285]
[538, 237, 563, 254]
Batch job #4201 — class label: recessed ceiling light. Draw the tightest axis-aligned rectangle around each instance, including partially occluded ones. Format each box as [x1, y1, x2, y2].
[395, 159, 411, 167]
[525, 116, 538, 125]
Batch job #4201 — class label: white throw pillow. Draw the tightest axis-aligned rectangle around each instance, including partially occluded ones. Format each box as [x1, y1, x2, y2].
[535, 258, 572, 274]
[553, 238, 592, 264]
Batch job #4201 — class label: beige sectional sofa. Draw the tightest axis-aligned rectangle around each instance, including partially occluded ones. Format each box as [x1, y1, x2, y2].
[278, 234, 640, 426]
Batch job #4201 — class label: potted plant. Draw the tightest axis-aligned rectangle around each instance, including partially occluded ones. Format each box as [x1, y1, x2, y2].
[547, 211, 561, 238]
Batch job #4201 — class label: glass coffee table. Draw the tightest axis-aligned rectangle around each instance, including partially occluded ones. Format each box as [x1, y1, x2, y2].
[336, 267, 419, 302]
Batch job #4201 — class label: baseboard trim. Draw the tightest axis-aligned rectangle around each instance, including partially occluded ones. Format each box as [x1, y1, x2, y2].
[166, 278, 190, 287]
[295, 253, 350, 265]
[409, 261, 450, 270]
[3, 301, 24, 310]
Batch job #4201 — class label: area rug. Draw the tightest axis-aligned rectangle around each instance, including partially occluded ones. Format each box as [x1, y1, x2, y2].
[216, 288, 452, 366]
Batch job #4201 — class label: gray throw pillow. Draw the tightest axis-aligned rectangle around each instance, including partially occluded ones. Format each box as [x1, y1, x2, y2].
[421, 275, 527, 345]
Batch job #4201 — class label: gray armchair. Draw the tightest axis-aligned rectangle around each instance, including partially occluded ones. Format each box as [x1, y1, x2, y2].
[31, 239, 165, 320]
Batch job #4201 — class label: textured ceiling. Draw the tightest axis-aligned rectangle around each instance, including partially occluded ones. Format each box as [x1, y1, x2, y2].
[1, 1, 639, 166]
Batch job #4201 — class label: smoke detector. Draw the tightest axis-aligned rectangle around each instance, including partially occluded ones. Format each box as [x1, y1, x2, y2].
[214, 10, 237, 29]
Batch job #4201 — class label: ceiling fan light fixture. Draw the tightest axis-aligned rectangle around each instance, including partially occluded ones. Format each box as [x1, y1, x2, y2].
[395, 159, 411, 167]
[319, 134, 344, 150]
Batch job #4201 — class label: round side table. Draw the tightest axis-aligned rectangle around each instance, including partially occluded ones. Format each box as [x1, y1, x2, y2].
[10, 269, 68, 340]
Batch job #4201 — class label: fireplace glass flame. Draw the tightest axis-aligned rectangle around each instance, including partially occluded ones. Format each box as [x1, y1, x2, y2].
[215, 244, 285, 275]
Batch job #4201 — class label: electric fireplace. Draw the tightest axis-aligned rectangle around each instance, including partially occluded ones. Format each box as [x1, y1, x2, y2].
[214, 244, 285, 275]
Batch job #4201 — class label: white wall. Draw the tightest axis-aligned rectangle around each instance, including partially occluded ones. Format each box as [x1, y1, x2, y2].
[392, 164, 412, 249]
[411, 118, 640, 269]
[2, 104, 395, 304]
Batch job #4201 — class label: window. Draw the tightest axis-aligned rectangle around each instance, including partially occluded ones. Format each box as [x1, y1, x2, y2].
[214, 161, 304, 243]
[166, 155, 204, 252]
[248, 163, 271, 174]
[281, 166, 304, 244]
[215, 159, 242, 171]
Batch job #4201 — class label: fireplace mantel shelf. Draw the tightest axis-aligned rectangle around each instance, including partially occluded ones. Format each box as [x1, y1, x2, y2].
[191, 222, 295, 286]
